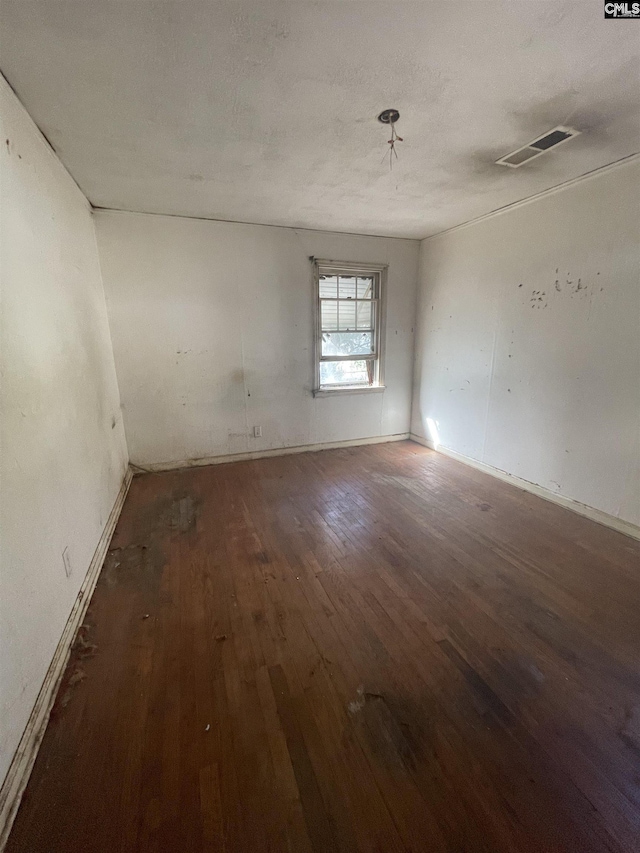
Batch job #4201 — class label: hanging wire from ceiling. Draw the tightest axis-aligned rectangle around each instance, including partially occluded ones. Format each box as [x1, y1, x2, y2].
[378, 109, 403, 171]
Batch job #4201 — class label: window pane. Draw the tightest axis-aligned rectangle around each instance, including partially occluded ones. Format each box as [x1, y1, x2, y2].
[321, 300, 338, 331]
[338, 276, 357, 300]
[319, 276, 337, 298]
[356, 301, 373, 330]
[320, 360, 370, 386]
[357, 276, 374, 299]
[322, 331, 374, 357]
[337, 299, 356, 331]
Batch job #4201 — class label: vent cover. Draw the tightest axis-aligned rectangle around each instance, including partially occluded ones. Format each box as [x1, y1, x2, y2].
[496, 126, 580, 168]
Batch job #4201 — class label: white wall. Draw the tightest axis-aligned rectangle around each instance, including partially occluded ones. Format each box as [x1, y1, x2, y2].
[411, 159, 640, 528]
[0, 78, 128, 785]
[95, 211, 419, 468]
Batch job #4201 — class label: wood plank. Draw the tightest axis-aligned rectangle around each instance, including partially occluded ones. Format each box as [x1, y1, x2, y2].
[6, 441, 640, 852]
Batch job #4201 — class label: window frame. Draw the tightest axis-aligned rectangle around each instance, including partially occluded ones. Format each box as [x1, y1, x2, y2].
[312, 259, 387, 396]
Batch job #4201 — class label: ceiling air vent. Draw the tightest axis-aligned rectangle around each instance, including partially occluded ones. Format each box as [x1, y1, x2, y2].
[496, 126, 580, 168]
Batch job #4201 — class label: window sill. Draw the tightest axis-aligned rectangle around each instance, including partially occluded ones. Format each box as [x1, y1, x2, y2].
[312, 385, 386, 398]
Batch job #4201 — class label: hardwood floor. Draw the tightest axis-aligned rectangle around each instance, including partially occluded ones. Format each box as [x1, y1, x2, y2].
[7, 441, 640, 852]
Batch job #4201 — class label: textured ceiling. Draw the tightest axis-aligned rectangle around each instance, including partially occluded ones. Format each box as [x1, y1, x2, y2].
[1, 1, 639, 239]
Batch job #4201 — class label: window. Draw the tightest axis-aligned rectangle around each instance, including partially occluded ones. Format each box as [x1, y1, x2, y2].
[314, 261, 386, 394]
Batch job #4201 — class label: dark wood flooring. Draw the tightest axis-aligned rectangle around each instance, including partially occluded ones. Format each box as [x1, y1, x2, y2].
[7, 441, 640, 852]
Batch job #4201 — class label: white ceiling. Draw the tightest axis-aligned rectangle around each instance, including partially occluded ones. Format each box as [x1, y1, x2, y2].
[1, 1, 639, 239]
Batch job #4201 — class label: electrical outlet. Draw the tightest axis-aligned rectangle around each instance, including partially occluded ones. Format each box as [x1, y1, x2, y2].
[253, 425, 262, 438]
[62, 547, 72, 578]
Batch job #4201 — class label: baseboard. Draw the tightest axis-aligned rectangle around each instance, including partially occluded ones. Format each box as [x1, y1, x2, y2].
[409, 434, 640, 542]
[133, 433, 411, 474]
[0, 467, 133, 851]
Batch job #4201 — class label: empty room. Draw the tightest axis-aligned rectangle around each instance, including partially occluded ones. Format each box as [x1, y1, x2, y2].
[1, 1, 639, 851]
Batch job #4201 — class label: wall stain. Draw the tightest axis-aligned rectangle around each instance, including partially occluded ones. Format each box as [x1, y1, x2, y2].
[530, 289, 547, 309]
